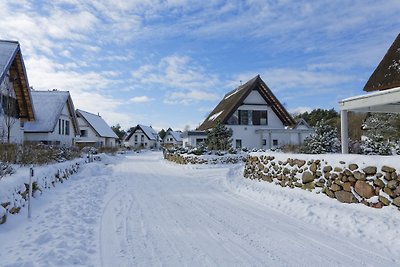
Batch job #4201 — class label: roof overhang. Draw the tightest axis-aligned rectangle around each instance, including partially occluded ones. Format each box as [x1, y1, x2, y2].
[339, 86, 400, 113]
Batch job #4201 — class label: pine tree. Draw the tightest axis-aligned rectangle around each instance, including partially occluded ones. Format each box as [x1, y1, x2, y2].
[360, 134, 392, 155]
[301, 120, 340, 154]
[206, 121, 233, 151]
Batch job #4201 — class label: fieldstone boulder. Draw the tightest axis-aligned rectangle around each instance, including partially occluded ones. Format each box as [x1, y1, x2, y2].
[0, 215, 6, 225]
[393, 197, 400, 207]
[382, 165, 396, 173]
[363, 166, 377, 176]
[331, 183, 342, 192]
[334, 167, 343, 172]
[296, 160, 306, 168]
[342, 182, 352, 192]
[349, 164, 358, 171]
[310, 163, 318, 173]
[323, 166, 332, 173]
[323, 187, 335, 198]
[373, 178, 385, 188]
[384, 187, 396, 198]
[302, 171, 315, 184]
[335, 190, 357, 203]
[355, 181, 375, 199]
[379, 196, 391, 206]
[387, 180, 398, 190]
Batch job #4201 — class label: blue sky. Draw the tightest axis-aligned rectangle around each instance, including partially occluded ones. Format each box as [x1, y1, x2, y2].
[1, 0, 400, 131]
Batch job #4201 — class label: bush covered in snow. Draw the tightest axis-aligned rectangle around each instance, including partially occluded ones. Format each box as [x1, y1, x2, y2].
[361, 134, 393, 155]
[301, 120, 341, 154]
[0, 162, 15, 180]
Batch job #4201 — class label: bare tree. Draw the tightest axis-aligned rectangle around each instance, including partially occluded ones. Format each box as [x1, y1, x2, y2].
[0, 74, 18, 144]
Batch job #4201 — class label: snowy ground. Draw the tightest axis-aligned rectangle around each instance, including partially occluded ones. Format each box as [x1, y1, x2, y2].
[1, 151, 400, 266]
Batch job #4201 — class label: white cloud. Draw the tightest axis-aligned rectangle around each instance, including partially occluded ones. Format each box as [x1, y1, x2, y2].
[130, 96, 154, 103]
[289, 106, 314, 115]
[164, 90, 219, 105]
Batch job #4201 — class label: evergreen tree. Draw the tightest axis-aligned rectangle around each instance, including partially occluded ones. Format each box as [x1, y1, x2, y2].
[360, 133, 392, 155]
[295, 108, 339, 127]
[111, 124, 126, 142]
[362, 113, 400, 141]
[158, 129, 167, 140]
[206, 121, 233, 151]
[301, 120, 340, 154]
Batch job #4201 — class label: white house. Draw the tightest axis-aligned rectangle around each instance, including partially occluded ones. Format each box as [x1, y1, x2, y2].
[75, 109, 118, 148]
[197, 75, 314, 149]
[163, 128, 183, 147]
[182, 131, 207, 148]
[0, 40, 35, 143]
[124, 124, 161, 149]
[339, 33, 400, 153]
[24, 90, 80, 146]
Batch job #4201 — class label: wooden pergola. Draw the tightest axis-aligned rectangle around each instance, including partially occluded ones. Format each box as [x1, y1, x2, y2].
[339, 33, 400, 153]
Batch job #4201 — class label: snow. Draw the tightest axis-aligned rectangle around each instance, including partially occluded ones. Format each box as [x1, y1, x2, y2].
[77, 109, 118, 138]
[23, 91, 69, 132]
[223, 89, 239, 99]
[169, 130, 182, 142]
[1, 151, 400, 266]
[208, 110, 223, 121]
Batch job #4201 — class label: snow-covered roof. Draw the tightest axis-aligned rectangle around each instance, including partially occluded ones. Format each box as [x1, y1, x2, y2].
[0, 40, 18, 83]
[24, 91, 78, 133]
[165, 128, 182, 142]
[76, 109, 118, 139]
[126, 124, 159, 141]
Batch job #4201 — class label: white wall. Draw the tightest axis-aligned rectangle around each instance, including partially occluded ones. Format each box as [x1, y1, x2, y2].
[75, 117, 117, 147]
[24, 102, 76, 146]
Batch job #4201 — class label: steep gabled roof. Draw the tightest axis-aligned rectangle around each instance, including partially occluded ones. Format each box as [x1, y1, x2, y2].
[197, 75, 295, 130]
[126, 124, 159, 141]
[364, 34, 400, 92]
[164, 128, 182, 142]
[24, 90, 79, 134]
[76, 109, 118, 139]
[0, 40, 35, 121]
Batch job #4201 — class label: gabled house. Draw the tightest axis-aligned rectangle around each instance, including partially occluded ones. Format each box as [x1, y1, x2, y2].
[197, 75, 314, 149]
[75, 109, 118, 148]
[163, 128, 183, 147]
[24, 90, 79, 147]
[0, 40, 35, 143]
[339, 33, 400, 153]
[124, 124, 161, 149]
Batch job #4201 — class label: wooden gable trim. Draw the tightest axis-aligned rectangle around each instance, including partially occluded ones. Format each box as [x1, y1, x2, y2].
[7, 50, 35, 121]
[66, 95, 80, 135]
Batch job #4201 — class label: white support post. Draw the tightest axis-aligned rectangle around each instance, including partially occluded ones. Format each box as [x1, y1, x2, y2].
[341, 110, 349, 154]
[28, 167, 34, 219]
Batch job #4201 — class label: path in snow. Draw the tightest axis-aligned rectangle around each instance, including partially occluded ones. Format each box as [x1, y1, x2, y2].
[100, 152, 397, 267]
[0, 152, 398, 266]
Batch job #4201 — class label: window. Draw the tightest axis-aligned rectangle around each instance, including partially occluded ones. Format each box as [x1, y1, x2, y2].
[80, 130, 87, 137]
[141, 135, 144, 141]
[252, 110, 268, 125]
[227, 111, 239, 125]
[1, 95, 19, 118]
[273, 139, 278, 146]
[238, 110, 249, 125]
[58, 119, 61, 134]
[236, 139, 242, 149]
[62, 120, 65, 135]
[134, 135, 138, 141]
[262, 139, 267, 146]
[65, 121, 70, 135]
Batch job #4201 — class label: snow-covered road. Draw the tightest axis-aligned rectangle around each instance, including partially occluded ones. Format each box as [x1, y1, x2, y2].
[1, 151, 399, 266]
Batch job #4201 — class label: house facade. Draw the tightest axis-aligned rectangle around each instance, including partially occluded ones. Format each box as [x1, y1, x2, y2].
[182, 131, 207, 148]
[163, 128, 183, 147]
[124, 124, 161, 149]
[0, 40, 35, 143]
[75, 109, 118, 148]
[24, 90, 79, 147]
[197, 75, 314, 149]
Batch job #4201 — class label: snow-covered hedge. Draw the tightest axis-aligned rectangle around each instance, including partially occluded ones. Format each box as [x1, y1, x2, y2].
[0, 158, 86, 224]
[244, 152, 400, 209]
[164, 149, 247, 165]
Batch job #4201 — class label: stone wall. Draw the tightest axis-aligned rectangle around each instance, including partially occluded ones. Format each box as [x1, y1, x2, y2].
[244, 154, 400, 209]
[164, 151, 246, 165]
[0, 162, 82, 224]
